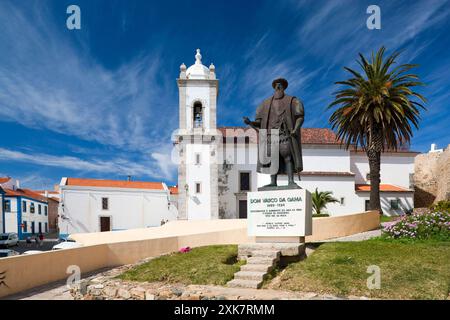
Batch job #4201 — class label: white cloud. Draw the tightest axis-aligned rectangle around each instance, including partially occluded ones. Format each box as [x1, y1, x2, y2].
[0, 147, 172, 180]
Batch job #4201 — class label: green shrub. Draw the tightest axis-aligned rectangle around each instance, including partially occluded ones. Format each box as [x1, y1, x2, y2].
[430, 200, 450, 213]
[312, 213, 330, 218]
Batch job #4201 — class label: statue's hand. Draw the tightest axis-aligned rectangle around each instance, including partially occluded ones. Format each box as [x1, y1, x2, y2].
[243, 116, 251, 125]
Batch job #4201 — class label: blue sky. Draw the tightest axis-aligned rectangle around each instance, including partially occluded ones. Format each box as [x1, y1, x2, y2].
[0, 0, 449, 189]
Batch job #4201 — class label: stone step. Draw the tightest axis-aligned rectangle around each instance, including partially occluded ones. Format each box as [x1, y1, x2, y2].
[240, 264, 273, 273]
[239, 243, 305, 257]
[234, 271, 266, 281]
[251, 250, 280, 259]
[246, 256, 278, 265]
[227, 279, 262, 289]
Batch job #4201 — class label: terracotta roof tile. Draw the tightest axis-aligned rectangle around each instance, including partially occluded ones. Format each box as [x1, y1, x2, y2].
[218, 127, 340, 145]
[169, 186, 178, 194]
[4, 188, 48, 202]
[65, 178, 165, 190]
[0, 177, 11, 184]
[355, 184, 411, 192]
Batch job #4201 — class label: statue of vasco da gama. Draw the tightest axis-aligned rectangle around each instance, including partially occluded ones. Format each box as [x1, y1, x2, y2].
[244, 78, 304, 190]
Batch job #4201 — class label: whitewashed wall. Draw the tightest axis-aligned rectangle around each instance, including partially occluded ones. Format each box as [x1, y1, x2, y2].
[4, 198, 17, 233]
[350, 152, 415, 188]
[186, 143, 212, 220]
[59, 187, 177, 236]
[356, 192, 414, 216]
[303, 146, 351, 172]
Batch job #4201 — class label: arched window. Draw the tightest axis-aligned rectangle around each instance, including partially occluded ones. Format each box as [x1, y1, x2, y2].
[193, 101, 203, 128]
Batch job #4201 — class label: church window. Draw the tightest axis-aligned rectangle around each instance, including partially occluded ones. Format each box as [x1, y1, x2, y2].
[239, 172, 251, 192]
[195, 153, 201, 165]
[340, 197, 345, 205]
[193, 101, 203, 128]
[102, 197, 109, 210]
[195, 182, 201, 194]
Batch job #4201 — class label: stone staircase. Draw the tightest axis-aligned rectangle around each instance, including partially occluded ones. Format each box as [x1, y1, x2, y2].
[227, 250, 280, 289]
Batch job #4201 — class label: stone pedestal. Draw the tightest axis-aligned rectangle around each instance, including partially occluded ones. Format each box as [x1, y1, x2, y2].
[247, 188, 312, 243]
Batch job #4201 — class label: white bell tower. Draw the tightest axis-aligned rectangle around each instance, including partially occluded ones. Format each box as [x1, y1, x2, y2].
[176, 49, 219, 220]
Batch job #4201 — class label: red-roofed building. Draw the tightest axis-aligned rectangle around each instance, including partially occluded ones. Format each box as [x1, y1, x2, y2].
[3, 187, 49, 239]
[58, 177, 178, 237]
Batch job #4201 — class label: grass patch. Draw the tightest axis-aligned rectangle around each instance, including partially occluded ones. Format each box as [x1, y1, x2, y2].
[118, 245, 245, 286]
[380, 215, 397, 223]
[268, 239, 450, 299]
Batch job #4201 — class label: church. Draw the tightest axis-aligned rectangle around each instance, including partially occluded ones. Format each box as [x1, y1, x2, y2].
[174, 49, 417, 220]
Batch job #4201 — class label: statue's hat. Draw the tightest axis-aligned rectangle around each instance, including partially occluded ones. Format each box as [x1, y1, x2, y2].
[272, 78, 288, 90]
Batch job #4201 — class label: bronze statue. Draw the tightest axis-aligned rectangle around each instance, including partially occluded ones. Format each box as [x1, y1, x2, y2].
[244, 78, 304, 190]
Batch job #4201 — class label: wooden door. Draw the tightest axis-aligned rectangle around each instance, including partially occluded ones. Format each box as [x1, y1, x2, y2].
[100, 217, 111, 232]
[239, 200, 247, 219]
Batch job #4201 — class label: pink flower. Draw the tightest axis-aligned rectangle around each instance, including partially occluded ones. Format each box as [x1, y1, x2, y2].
[179, 246, 191, 253]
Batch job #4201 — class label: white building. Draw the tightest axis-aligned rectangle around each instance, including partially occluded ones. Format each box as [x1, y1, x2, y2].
[1, 177, 49, 239]
[58, 178, 178, 237]
[175, 50, 417, 219]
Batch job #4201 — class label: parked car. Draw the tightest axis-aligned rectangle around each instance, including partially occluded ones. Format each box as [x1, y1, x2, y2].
[0, 249, 20, 258]
[22, 250, 44, 255]
[0, 233, 19, 248]
[52, 242, 83, 250]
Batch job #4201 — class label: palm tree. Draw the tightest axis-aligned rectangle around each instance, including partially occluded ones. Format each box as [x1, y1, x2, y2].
[328, 47, 426, 212]
[311, 188, 339, 215]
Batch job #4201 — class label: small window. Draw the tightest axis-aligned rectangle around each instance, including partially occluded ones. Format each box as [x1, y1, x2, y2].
[38, 204, 42, 215]
[195, 153, 201, 165]
[102, 197, 109, 210]
[365, 200, 370, 211]
[4, 200, 11, 213]
[340, 197, 345, 205]
[22, 200, 27, 212]
[30, 203, 35, 214]
[45, 206, 48, 216]
[239, 172, 251, 192]
[390, 199, 400, 210]
[195, 183, 201, 194]
[23, 221, 27, 233]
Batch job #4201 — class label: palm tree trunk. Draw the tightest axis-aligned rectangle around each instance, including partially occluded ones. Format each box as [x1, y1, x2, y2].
[367, 149, 382, 212]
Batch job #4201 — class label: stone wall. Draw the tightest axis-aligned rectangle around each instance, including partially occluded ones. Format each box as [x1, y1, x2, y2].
[414, 145, 450, 207]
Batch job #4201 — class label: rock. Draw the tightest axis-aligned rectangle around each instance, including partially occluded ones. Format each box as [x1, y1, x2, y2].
[186, 294, 201, 300]
[159, 289, 173, 299]
[171, 287, 183, 297]
[103, 286, 118, 298]
[89, 289, 102, 296]
[130, 287, 146, 299]
[118, 288, 131, 300]
[145, 291, 156, 300]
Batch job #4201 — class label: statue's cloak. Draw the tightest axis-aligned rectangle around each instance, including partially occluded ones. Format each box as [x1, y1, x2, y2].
[255, 94, 304, 174]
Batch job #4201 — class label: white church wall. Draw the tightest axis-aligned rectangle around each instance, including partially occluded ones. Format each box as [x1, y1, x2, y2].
[350, 152, 415, 188]
[186, 143, 212, 220]
[218, 143, 258, 219]
[302, 146, 351, 172]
